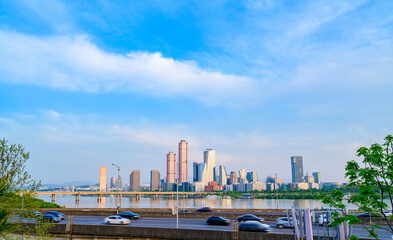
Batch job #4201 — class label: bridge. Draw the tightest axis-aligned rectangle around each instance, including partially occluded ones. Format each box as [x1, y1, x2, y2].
[35, 191, 206, 203]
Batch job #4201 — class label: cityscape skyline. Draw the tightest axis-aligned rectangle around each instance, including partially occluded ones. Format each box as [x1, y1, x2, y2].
[95, 152, 326, 192]
[1, 1, 392, 185]
[95, 139, 326, 192]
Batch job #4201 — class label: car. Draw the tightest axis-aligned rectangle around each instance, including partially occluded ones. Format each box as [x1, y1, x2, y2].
[196, 207, 213, 212]
[383, 211, 392, 217]
[44, 211, 65, 220]
[104, 215, 130, 225]
[179, 209, 191, 213]
[237, 214, 265, 223]
[117, 211, 140, 219]
[239, 221, 272, 232]
[42, 214, 61, 223]
[356, 212, 381, 218]
[21, 211, 42, 218]
[206, 216, 231, 226]
[275, 217, 293, 228]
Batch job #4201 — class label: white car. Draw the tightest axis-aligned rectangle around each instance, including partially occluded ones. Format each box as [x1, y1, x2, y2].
[104, 216, 130, 225]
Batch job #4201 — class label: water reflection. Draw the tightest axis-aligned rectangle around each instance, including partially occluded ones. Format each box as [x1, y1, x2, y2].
[38, 195, 334, 209]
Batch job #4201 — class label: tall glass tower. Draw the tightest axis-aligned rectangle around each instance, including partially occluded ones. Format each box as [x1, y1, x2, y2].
[291, 156, 304, 182]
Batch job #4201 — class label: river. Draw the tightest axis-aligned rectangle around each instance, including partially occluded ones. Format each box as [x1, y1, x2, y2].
[37, 195, 341, 209]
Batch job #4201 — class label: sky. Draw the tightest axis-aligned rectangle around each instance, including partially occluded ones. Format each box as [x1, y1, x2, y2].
[0, 0, 392, 185]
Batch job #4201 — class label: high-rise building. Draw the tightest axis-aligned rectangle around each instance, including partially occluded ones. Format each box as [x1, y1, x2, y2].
[201, 149, 216, 183]
[291, 156, 304, 183]
[150, 170, 161, 191]
[239, 169, 246, 180]
[304, 174, 315, 183]
[229, 171, 238, 185]
[117, 176, 122, 188]
[217, 165, 227, 186]
[129, 170, 140, 191]
[99, 166, 107, 191]
[110, 176, 116, 188]
[312, 172, 321, 184]
[246, 172, 258, 183]
[166, 152, 176, 183]
[178, 140, 188, 183]
[193, 162, 201, 182]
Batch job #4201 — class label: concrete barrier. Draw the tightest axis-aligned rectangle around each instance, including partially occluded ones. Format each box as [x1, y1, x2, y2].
[39, 208, 287, 221]
[17, 222, 295, 240]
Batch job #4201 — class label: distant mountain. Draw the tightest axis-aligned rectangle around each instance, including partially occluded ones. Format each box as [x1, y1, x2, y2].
[41, 181, 97, 188]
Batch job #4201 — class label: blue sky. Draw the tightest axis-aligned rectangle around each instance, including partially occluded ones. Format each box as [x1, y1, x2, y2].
[0, 0, 392, 184]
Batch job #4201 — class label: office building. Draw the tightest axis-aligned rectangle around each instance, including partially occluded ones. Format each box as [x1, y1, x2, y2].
[297, 182, 309, 190]
[246, 182, 266, 191]
[205, 181, 223, 192]
[312, 172, 321, 184]
[178, 140, 188, 183]
[166, 152, 176, 183]
[150, 170, 161, 191]
[99, 166, 107, 191]
[229, 171, 238, 185]
[200, 149, 216, 183]
[129, 170, 140, 191]
[291, 156, 304, 182]
[117, 176, 122, 188]
[239, 169, 246, 180]
[246, 172, 258, 183]
[193, 162, 201, 182]
[304, 174, 314, 183]
[110, 176, 116, 188]
[217, 165, 227, 186]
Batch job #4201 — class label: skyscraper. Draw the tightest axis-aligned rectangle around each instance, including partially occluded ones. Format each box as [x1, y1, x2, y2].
[166, 152, 176, 183]
[201, 149, 215, 183]
[193, 162, 201, 182]
[129, 170, 140, 191]
[239, 169, 246, 180]
[312, 172, 321, 184]
[117, 176, 122, 188]
[291, 156, 304, 183]
[246, 172, 258, 183]
[304, 174, 314, 183]
[99, 166, 107, 191]
[110, 176, 116, 188]
[229, 171, 238, 185]
[178, 140, 188, 183]
[150, 170, 161, 191]
[217, 165, 227, 186]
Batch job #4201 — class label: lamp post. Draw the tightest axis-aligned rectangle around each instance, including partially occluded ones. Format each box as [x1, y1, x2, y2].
[112, 163, 121, 209]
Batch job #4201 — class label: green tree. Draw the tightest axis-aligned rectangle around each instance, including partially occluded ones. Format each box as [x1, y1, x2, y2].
[322, 135, 393, 240]
[0, 138, 54, 239]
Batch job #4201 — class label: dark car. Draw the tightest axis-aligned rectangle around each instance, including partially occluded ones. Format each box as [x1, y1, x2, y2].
[117, 211, 140, 219]
[42, 214, 61, 223]
[356, 212, 381, 218]
[179, 209, 191, 213]
[196, 207, 213, 212]
[44, 211, 65, 220]
[206, 216, 231, 226]
[239, 221, 272, 232]
[21, 211, 42, 218]
[237, 214, 265, 223]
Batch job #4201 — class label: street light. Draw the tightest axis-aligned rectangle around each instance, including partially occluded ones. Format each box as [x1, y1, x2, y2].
[112, 163, 121, 210]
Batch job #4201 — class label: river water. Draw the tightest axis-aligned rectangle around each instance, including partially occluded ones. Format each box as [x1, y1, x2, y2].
[37, 195, 342, 209]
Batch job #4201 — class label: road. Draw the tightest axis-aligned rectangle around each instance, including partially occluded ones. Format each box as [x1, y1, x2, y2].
[54, 216, 391, 239]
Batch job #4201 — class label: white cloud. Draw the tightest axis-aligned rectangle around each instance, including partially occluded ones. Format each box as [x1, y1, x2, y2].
[0, 31, 255, 106]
